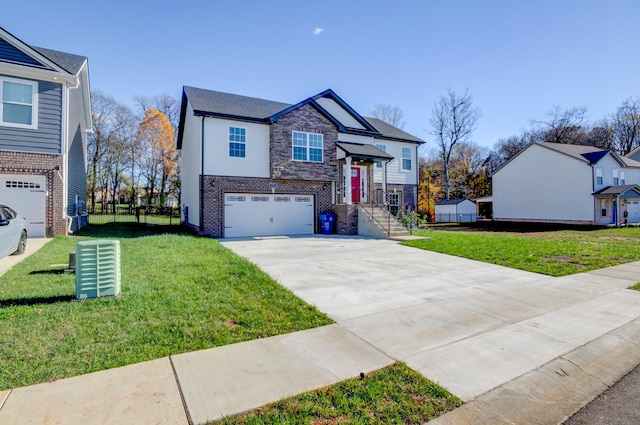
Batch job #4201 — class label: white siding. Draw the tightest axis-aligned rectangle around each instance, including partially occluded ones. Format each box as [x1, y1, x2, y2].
[338, 133, 375, 144]
[373, 140, 417, 185]
[594, 154, 623, 191]
[180, 102, 202, 227]
[493, 144, 594, 222]
[315, 97, 365, 129]
[457, 200, 477, 215]
[436, 204, 457, 215]
[202, 118, 270, 177]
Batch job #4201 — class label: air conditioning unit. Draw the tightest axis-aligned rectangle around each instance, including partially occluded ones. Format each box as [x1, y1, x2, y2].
[75, 240, 121, 300]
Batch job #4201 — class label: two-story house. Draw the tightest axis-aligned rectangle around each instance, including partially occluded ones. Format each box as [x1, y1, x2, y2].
[492, 142, 640, 225]
[0, 27, 91, 237]
[176, 86, 424, 238]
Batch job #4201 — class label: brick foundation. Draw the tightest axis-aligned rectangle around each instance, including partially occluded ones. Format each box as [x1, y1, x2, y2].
[334, 204, 358, 235]
[0, 151, 65, 236]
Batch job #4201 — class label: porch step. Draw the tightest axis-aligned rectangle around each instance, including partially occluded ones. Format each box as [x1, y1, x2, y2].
[358, 205, 410, 238]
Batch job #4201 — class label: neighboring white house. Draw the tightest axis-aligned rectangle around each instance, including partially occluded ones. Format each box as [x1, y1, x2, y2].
[492, 142, 640, 225]
[176, 86, 424, 238]
[435, 199, 477, 223]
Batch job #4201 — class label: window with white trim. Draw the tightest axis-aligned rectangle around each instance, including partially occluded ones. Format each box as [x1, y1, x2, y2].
[229, 127, 246, 158]
[595, 168, 603, 185]
[292, 131, 323, 162]
[375, 143, 386, 168]
[401, 147, 412, 171]
[621, 171, 625, 185]
[613, 169, 619, 185]
[601, 199, 608, 217]
[0, 77, 37, 129]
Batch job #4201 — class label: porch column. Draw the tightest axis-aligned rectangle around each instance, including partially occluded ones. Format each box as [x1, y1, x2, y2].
[345, 156, 352, 205]
[382, 160, 388, 205]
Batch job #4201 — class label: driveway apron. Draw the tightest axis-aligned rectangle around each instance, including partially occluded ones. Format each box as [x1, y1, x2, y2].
[222, 236, 640, 403]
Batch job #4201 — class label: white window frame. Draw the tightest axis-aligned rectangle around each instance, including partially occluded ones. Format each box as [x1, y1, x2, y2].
[375, 143, 386, 168]
[621, 171, 625, 185]
[401, 147, 412, 171]
[292, 131, 323, 163]
[228, 126, 246, 158]
[613, 169, 619, 186]
[595, 168, 603, 185]
[0, 76, 38, 129]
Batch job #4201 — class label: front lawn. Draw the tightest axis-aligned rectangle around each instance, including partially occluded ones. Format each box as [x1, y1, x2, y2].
[406, 227, 640, 276]
[0, 224, 331, 390]
[220, 363, 461, 425]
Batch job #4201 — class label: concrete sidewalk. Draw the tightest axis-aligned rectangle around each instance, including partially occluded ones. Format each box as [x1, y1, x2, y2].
[0, 325, 393, 424]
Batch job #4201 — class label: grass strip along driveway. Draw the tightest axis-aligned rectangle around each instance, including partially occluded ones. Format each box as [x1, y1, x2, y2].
[407, 227, 640, 277]
[221, 363, 461, 425]
[0, 224, 331, 390]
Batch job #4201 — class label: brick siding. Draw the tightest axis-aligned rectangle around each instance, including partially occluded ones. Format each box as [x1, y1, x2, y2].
[0, 150, 65, 236]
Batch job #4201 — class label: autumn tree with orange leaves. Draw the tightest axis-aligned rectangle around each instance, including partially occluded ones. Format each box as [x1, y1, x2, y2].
[136, 108, 177, 209]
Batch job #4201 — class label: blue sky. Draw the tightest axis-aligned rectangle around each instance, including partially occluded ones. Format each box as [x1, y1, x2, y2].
[3, 0, 639, 152]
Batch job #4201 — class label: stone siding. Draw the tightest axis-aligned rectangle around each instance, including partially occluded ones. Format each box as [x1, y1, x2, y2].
[270, 103, 339, 181]
[200, 176, 333, 238]
[0, 150, 65, 236]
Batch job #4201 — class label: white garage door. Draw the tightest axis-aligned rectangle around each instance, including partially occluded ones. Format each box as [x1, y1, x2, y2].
[224, 193, 314, 238]
[0, 175, 46, 237]
[627, 200, 640, 223]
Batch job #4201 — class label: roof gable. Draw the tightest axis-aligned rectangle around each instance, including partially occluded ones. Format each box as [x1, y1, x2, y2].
[436, 199, 472, 206]
[0, 37, 48, 68]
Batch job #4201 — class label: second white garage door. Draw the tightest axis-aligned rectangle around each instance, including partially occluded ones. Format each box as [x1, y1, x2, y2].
[224, 193, 314, 238]
[0, 174, 46, 237]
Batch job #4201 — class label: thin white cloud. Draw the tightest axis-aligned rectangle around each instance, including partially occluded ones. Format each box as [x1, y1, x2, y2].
[312, 27, 324, 36]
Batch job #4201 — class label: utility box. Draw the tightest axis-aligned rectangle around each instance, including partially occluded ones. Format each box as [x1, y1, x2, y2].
[75, 240, 121, 300]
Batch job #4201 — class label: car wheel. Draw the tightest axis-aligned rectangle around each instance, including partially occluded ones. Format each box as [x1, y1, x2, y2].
[15, 230, 27, 255]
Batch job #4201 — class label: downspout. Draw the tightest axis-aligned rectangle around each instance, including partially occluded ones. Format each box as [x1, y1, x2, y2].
[199, 116, 205, 233]
[63, 78, 80, 234]
[415, 144, 420, 211]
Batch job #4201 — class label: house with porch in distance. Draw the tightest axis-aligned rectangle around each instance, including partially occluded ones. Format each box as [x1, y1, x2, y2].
[176, 86, 424, 238]
[492, 142, 640, 225]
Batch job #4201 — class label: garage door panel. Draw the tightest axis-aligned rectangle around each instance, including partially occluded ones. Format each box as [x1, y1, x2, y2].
[224, 193, 314, 238]
[0, 175, 46, 237]
[627, 201, 640, 223]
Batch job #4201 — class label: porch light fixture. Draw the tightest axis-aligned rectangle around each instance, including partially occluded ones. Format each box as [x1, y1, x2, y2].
[210, 181, 215, 187]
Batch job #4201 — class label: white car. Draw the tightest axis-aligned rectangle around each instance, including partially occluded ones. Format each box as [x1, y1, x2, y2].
[0, 204, 27, 259]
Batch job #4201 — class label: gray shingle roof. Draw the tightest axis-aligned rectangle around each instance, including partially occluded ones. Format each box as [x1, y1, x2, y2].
[32, 46, 86, 75]
[436, 199, 472, 205]
[593, 185, 640, 196]
[337, 142, 394, 160]
[182, 86, 424, 143]
[184, 86, 292, 120]
[363, 117, 424, 143]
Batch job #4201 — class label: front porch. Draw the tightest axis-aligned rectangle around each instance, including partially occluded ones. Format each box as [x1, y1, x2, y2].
[330, 142, 410, 237]
[594, 185, 640, 226]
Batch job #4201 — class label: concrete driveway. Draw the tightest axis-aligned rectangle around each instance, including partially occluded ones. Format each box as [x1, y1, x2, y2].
[0, 238, 50, 277]
[222, 236, 640, 405]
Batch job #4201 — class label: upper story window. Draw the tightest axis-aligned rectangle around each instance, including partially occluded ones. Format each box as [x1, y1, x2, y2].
[292, 131, 323, 162]
[401, 147, 412, 171]
[1, 77, 37, 129]
[595, 168, 603, 185]
[229, 127, 246, 158]
[375, 144, 386, 168]
[621, 171, 626, 185]
[613, 169, 619, 185]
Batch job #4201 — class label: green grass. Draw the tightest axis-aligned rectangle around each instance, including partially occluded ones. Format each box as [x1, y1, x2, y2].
[630, 283, 640, 291]
[406, 227, 640, 276]
[219, 363, 461, 425]
[0, 224, 331, 390]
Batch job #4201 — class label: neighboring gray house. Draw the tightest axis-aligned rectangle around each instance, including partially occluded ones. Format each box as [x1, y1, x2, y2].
[176, 86, 424, 238]
[0, 27, 91, 237]
[435, 199, 477, 223]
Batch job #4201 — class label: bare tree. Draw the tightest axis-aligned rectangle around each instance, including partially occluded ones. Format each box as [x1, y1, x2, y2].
[533, 105, 588, 144]
[370, 104, 406, 129]
[611, 97, 640, 155]
[430, 89, 481, 199]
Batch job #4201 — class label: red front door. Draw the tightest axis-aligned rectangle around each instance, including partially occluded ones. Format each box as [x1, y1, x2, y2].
[351, 167, 361, 203]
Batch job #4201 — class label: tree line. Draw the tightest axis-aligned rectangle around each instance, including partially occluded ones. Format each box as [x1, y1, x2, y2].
[87, 92, 180, 214]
